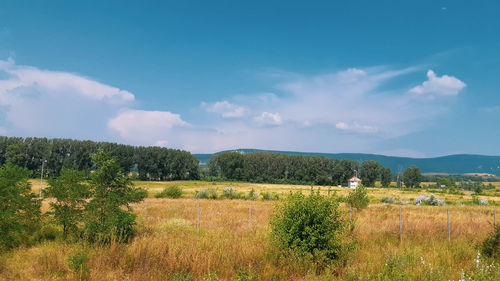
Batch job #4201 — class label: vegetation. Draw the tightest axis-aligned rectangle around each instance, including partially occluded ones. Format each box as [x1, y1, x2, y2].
[208, 151, 361, 186]
[270, 190, 353, 269]
[403, 165, 422, 188]
[359, 160, 382, 187]
[45, 168, 90, 239]
[481, 227, 500, 261]
[83, 151, 147, 243]
[345, 185, 369, 209]
[1, 194, 498, 280]
[155, 185, 183, 198]
[0, 136, 199, 180]
[381, 167, 392, 187]
[0, 163, 41, 250]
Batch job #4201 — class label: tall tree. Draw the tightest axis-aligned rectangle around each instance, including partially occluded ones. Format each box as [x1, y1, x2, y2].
[403, 166, 422, 188]
[360, 160, 382, 187]
[45, 169, 90, 239]
[380, 168, 392, 188]
[0, 164, 41, 250]
[84, 151, 147, 243]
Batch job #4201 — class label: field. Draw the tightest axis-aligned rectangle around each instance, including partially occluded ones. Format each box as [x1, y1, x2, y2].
[1, 181, 499, 280]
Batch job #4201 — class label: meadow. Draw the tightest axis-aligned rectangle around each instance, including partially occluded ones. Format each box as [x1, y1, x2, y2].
[0, 181, 498, 280]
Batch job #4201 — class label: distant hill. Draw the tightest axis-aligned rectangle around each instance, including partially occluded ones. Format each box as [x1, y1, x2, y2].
[194, 149, 500, 176]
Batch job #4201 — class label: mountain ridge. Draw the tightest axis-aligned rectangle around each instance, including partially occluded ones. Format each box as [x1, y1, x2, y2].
[193, 149, 500, 176]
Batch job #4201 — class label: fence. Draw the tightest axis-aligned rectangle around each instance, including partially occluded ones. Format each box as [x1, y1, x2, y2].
[142, 200, 497, 242]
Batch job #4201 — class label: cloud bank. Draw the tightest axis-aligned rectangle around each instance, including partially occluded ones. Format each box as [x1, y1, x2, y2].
[0, 59, 467, 154]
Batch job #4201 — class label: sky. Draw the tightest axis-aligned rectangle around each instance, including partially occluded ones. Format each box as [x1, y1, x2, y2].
[0, 0, 499, 157]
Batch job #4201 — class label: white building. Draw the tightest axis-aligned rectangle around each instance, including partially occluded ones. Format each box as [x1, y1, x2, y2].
[348, 176, 361, 189]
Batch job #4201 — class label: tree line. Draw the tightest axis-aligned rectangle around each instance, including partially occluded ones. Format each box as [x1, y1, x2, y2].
[0, 136, 199, 180]
[207, 152, 395, 187]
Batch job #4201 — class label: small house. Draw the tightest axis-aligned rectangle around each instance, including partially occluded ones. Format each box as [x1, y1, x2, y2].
[348, 176, 361, 189]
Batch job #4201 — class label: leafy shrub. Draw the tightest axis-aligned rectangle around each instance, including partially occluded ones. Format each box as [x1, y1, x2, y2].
[246, 188, 258, 200]
[261, 191, 279, 201]
[0, 163, 41, 251]
[481, 227, 500, 261]
[33, 224, 61, 243]
[222, 187, 237, 199]
[45, 168, 90, 239]
[68, 251, 89, 278]
[270, 190, 353, 269]
[414, 194, 445, 206]
[83, 151, 147, 244]
[346, 185, 369, 209]
[155, 185, 183, 198]
[195, 188, 217, 199]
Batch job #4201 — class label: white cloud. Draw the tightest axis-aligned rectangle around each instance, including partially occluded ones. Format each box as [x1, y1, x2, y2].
[409, 70, 466, 96]
[253, 112, 282, 126]
[108, 109, 188, 141]
[201, 100, 249, 118]
[335, 121, 378, 133]
[0, 58, 134, 104]
[0, 59, 135, 137]
[154, 140, 168, 147]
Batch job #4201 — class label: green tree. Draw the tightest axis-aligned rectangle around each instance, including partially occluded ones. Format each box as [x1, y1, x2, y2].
[403, 166, 422, 188]
[0, 163, 41, 250]
[83, 151, 147, 243]
[381, 168, 392, 188]
[270, 190, 352, 268]
[359, 160, 382, 187]
[346, 185, 369, 209]
[45, 169, 90, 239]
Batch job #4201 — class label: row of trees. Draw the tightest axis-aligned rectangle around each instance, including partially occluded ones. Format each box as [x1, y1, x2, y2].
[208, 152, 395, 187]
[0, 136, 199, 180]
[0, 151, 147, 251]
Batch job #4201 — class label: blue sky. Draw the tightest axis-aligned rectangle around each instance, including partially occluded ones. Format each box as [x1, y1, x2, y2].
[0, 0, 499, 156]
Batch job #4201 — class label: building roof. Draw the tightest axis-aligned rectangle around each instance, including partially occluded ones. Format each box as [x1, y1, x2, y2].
[349, 176, 361, 182]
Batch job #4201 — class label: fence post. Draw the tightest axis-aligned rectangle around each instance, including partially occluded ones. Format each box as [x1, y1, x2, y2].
[349, 206, 352, 221]
[197, 200, 200, 234]
[144, 199, 148, 231]
[249, 201, 252, 231]
[494, 209, 496, 229]
[447, 209, 450, 241]
[399, 207, 402, 243]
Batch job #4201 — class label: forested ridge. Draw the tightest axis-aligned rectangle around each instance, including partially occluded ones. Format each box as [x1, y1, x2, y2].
[0, 136, 199, 180]
[197, 148, 500, 175]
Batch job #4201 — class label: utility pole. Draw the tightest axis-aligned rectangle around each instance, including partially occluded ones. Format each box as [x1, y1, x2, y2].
[39, 160, 47, 199]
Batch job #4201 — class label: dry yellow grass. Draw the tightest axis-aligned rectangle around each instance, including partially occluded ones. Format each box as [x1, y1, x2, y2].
[4, 181, 497, 280]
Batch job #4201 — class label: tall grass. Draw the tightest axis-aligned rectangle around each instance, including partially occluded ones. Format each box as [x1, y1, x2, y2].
[2, 189, 499, 280]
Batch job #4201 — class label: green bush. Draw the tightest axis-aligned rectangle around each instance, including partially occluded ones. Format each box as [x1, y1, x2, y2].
[261, 191, 279, 201]
[155, 185, 183, 198]
[346, 185, 369, 209]
[246, 188, 258, 200]
[83, 151, 147, 244]
[0, 163, 41, 251]
[33, 224, 61, 243]
[68, 251, 89, 279]
[45, 168, 90, 240]
[222, 187, 238, 199]
[481, 227, 500, 261]
[270, 190, 353, 269]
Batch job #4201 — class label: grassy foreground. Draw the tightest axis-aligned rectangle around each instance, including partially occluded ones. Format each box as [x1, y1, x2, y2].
[1, 181, 498, 280]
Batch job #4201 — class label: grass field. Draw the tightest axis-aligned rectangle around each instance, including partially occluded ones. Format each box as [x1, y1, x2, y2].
[1, 180, 498, 280]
